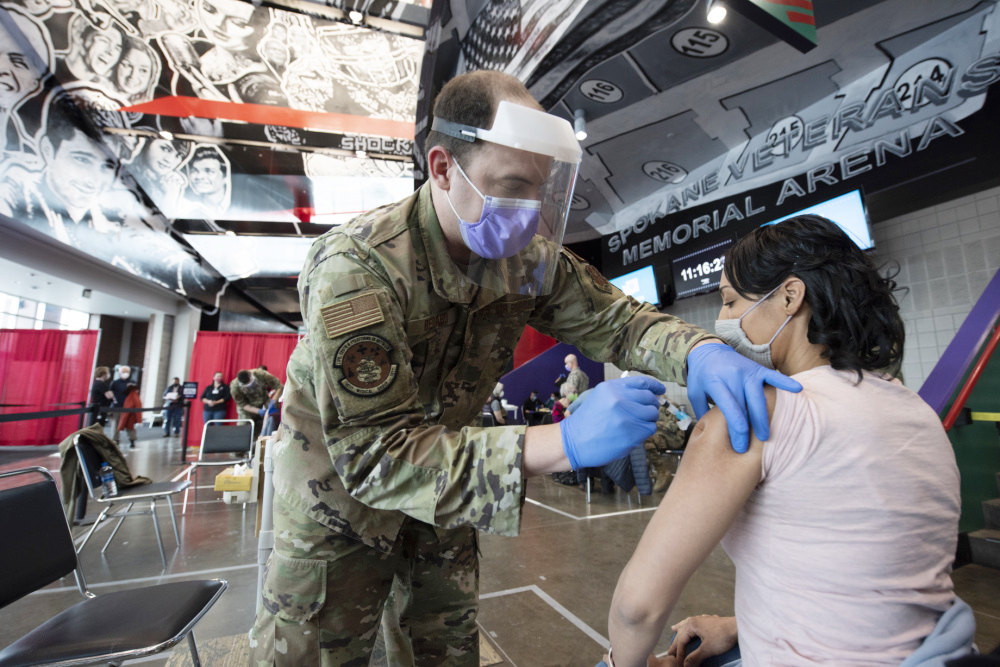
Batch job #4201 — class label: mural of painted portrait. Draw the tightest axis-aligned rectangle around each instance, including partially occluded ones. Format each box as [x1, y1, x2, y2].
[0, 88, 131, 246]
[317, 27, 419, 120]
[2, 0, 74, 20]
[60, 14, 124, 90]
[137, 0, 198, 37]
[256, 26, 289, 78]
[112, 35, 160, 103]
[0, 7, 53, 157]
[282, 56, 368, 116]
[178, 144, 230, 223]
[130, 134, 192, 216]
[159, 0, 279, 102]
[198, 0, 257, 52]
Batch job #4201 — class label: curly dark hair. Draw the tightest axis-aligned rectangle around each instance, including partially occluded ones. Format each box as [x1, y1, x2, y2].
[724, 214, 904, 380]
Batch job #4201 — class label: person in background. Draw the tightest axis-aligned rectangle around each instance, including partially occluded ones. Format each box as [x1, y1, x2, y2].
[489, 382, 507, 425]
[551, 393, 571, 424]
[114, 383, 141, 449]
[561, 353, 589, 398]
[544, 392, 558, 410]
[201, 371, 230, 425]
[162, 376, 183, 437]
[89, 365, 114, 427]
[231, 368, 283, 439]
[261, 385, 283, 438]
[522, 390, 542, 426]
[110, 365, 131, 407]
[604, 215, 969, 667]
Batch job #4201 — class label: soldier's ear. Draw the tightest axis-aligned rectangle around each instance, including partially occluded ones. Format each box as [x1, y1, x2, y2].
[427, 146, 453, 191]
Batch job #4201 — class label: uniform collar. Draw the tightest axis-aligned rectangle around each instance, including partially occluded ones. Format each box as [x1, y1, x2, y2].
[416, 182, 488, 306]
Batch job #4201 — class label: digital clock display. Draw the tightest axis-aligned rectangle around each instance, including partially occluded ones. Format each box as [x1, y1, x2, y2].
[671, 238, 733, 299]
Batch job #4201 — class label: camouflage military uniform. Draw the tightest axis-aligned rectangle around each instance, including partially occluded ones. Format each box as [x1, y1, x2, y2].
[248, 183, 715, 666]
[645, 405, 688, 492]
[561, 366, 590, 396]
[230, 369, 283, 438]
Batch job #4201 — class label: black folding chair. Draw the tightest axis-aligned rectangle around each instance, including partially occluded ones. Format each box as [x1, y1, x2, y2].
[74, 435, 191, 569]
[181, 419, 255, 513]
[0, 467, 227, 666]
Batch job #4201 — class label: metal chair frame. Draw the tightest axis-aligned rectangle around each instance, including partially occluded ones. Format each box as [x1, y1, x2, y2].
[181, 418, 256, 514]
[0, 467, 227, 666]
[73, 434, 190, 569]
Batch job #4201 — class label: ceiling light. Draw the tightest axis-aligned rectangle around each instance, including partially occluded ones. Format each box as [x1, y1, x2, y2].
[348, 10, 363, 24]
[158, 130, 174, 141]
[574, 109, 587, 141]
[707, 0, 727, 24]
[224, 230, 236, 236]
[355, 150, 368, 159]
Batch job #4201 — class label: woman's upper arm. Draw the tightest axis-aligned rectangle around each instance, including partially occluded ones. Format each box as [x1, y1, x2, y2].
[617, 388, 775, 614]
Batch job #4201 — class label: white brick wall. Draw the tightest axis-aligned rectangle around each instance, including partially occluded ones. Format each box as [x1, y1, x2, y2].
[606, 184, 1000, 407]
[873, 185, 1000, 391]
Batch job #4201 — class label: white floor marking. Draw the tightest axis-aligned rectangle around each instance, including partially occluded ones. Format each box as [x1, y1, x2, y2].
[477, 620, 518, 667]
[480, 584, 608, 647]
[525, 497, 656, 520]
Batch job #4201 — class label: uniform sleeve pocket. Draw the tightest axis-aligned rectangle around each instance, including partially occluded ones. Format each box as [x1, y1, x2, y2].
[261, 552, 327, 623]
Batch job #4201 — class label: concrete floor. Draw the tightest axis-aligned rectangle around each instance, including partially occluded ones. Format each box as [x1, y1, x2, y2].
[1, 427, 998, 666]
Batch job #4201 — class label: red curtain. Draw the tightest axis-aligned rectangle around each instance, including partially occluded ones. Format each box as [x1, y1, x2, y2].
[513, 325, 558, 370]
[186, 332, 300, 449]
[0, 329, 99, 446]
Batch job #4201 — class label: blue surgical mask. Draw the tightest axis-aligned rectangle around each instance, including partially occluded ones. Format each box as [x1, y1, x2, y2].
[714, 284, 791, 370]
[446, 159, 540, 260]
[564, 364, 571, 372]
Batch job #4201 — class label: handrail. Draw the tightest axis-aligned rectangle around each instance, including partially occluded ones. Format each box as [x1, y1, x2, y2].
[920, 268, 1000, 413]
[943, 322, 1000, 432]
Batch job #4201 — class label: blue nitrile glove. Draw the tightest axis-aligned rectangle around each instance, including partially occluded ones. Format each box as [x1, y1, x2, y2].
[258, 407, 267, 416]
[686, 343, 802, 453]
[559, 376, 664, 470]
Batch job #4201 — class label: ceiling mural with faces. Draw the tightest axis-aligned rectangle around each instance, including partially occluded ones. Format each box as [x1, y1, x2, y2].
[0, 0, 422, 316]
[4, 0, 1000, 325]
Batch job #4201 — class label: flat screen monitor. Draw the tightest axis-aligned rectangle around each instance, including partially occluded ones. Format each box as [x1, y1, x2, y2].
[764, 189, 873, 250]
[609, 264, 660, 307]
[671, 237, 734, 299]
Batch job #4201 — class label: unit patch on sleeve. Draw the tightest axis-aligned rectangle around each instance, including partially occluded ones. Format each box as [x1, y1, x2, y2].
[334, 334, 398, 396]
[321, 292, 384, 338]
[586, 265, 613, 294]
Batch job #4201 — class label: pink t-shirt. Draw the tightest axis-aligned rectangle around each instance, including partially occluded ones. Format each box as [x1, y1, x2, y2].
[720, 365, 960, 666]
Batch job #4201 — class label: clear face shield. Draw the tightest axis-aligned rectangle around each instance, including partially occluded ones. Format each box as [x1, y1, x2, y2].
[432, 100, 581, 296]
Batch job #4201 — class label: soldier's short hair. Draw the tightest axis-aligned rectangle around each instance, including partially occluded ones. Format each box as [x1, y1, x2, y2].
[237, 370, 252, 384]
[426, 70, 542, 164]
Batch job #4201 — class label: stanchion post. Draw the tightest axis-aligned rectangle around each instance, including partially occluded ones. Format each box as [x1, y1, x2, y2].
[181, 400, 190, 463]
[77, 401, 86, 430]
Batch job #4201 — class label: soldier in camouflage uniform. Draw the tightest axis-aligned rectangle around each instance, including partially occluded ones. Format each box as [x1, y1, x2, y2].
[249, 71, 800, 666]
[231, 368, 283, 439]
[561, 353, 589, 398]
[645, 403, 689, 492]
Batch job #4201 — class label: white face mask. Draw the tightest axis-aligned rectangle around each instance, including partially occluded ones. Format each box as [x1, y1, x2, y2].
[714, 284, 792, 370]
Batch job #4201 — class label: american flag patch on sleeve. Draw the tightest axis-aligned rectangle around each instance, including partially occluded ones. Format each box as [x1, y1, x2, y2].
[321, 293, 385, 338]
